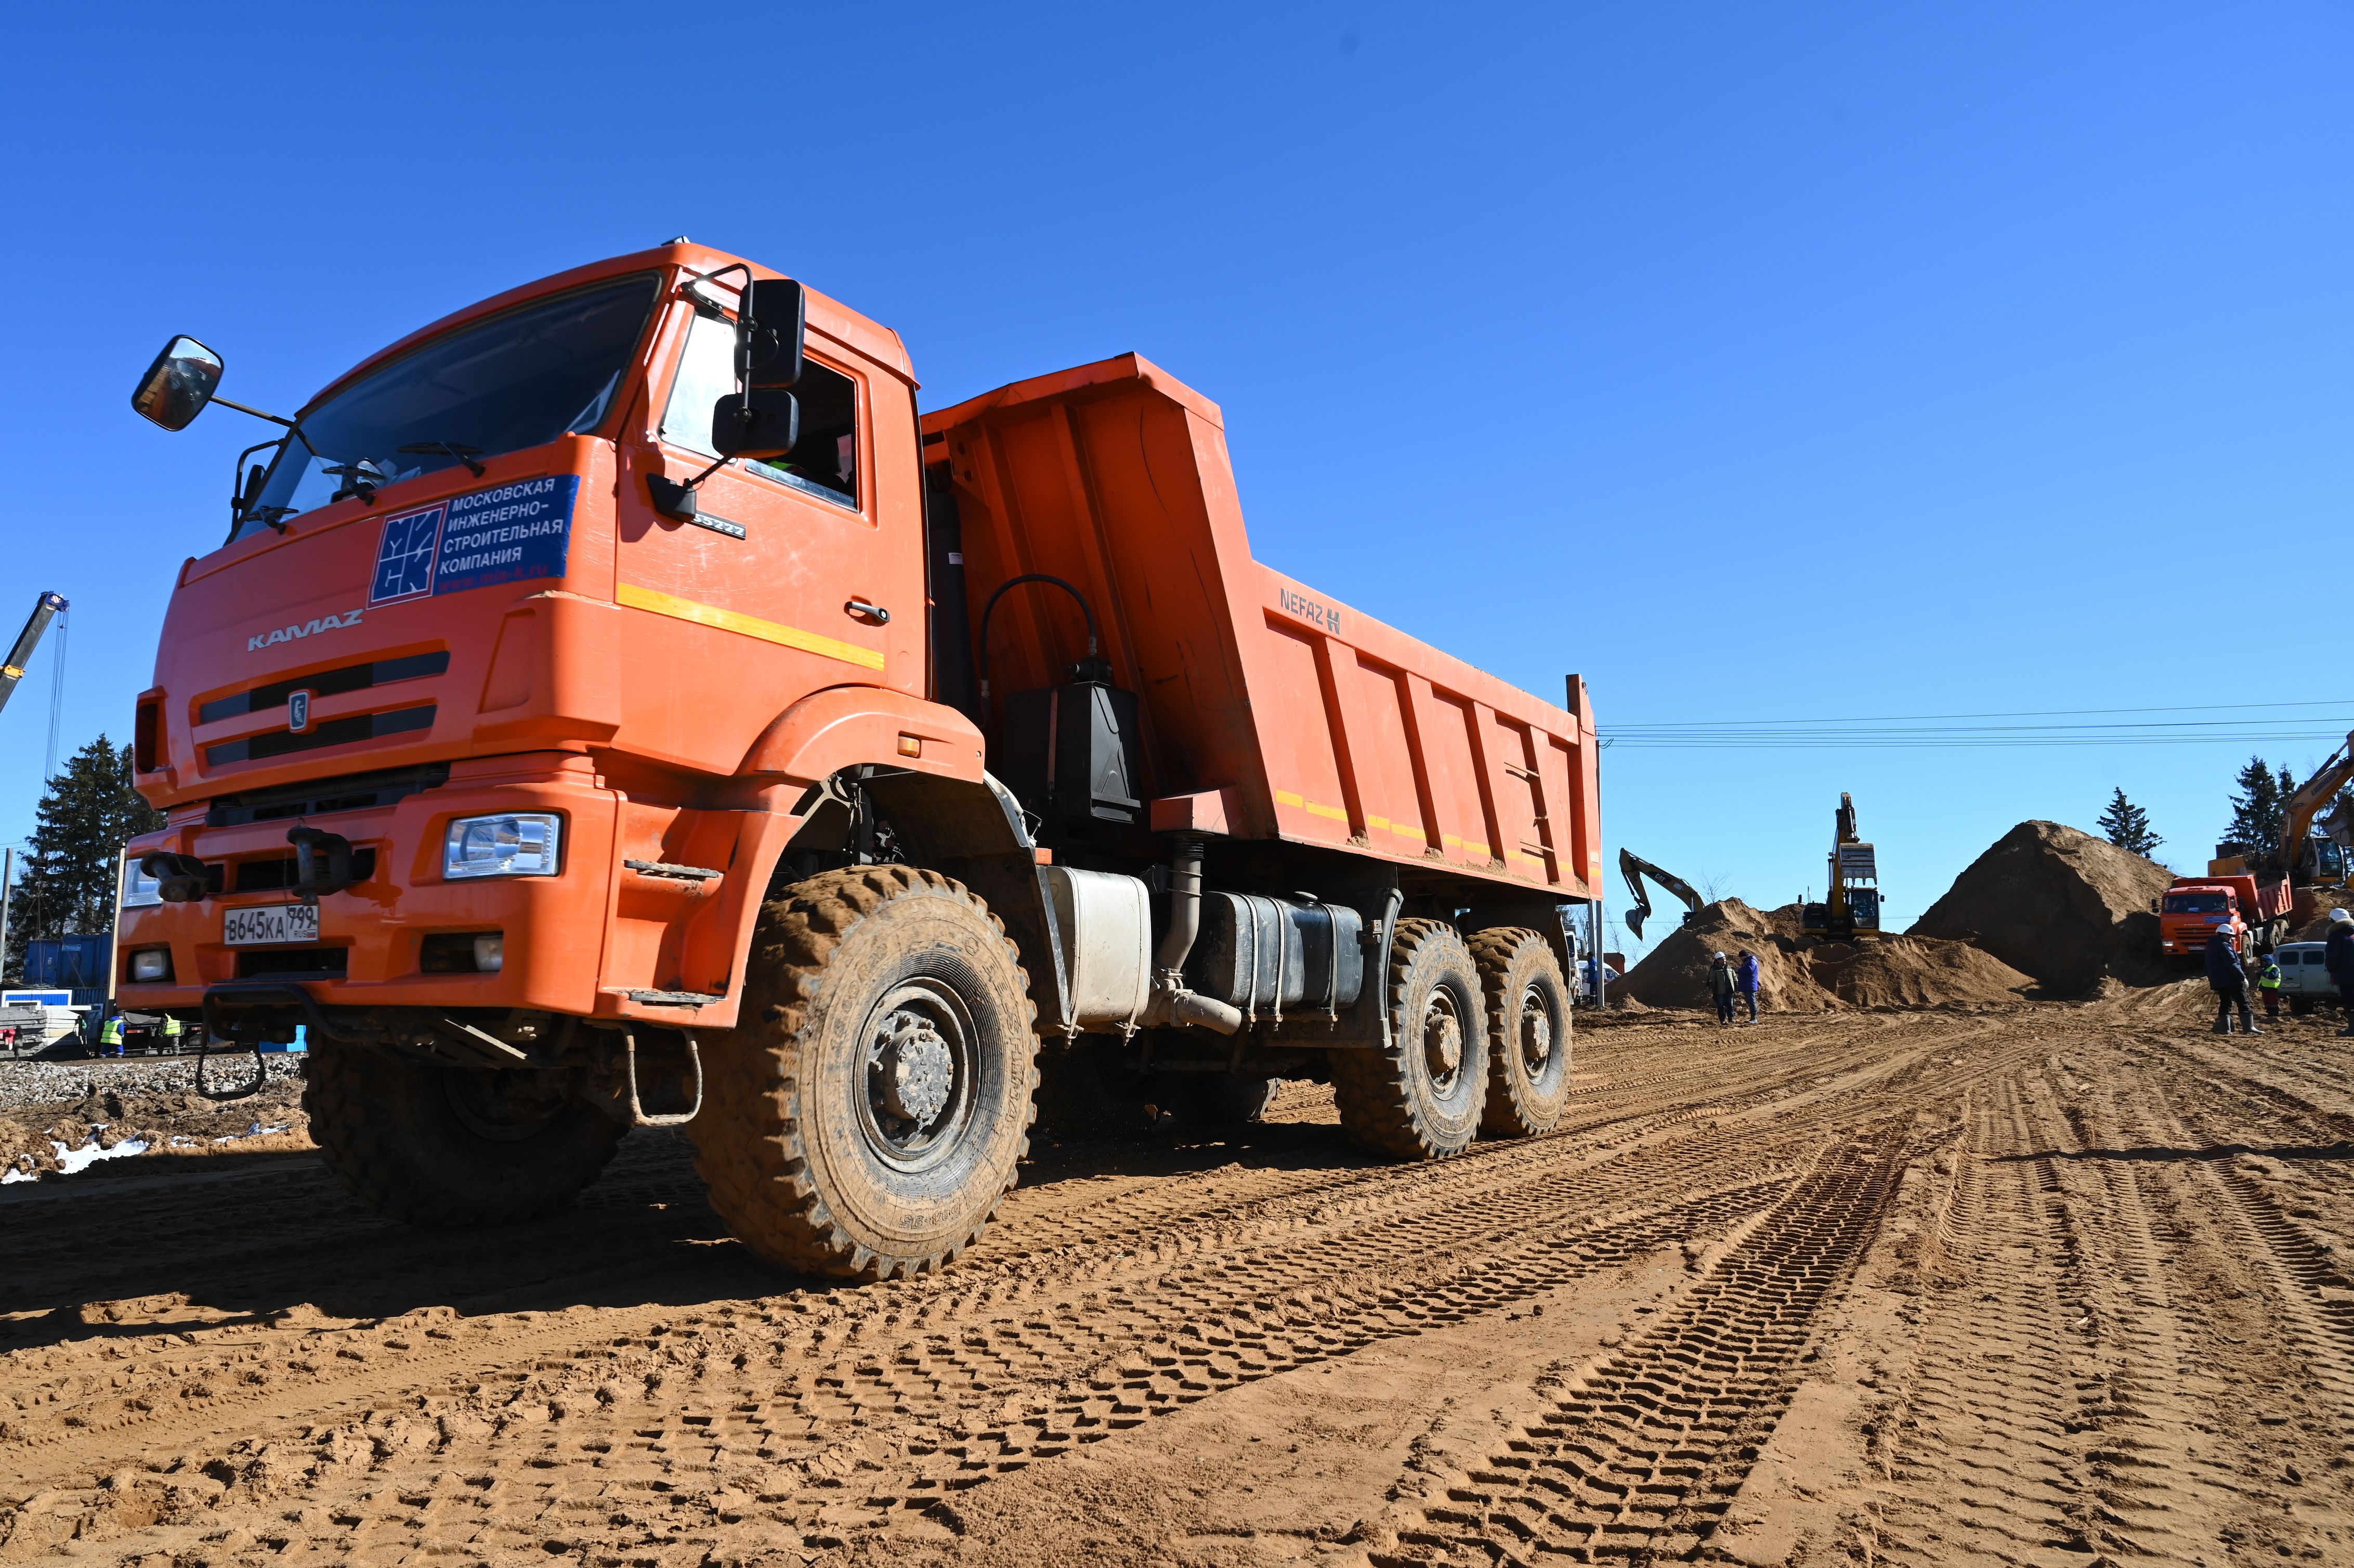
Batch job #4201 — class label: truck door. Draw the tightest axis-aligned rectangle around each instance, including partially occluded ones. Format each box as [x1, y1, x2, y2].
[617, 303, 920, 773]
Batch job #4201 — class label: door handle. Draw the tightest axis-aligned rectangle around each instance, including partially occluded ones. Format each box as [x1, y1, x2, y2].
[845, 599, 891, 625]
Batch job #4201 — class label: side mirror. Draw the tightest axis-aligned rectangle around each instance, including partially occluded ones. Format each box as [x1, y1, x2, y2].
[131, 335, 225, 431]
[740, 279, 805, 388]
[711, 388, 799, 460]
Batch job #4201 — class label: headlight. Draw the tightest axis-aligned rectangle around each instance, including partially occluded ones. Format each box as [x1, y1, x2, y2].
[442, 813, 562, 879]
[128, 948, 173, 982]
[123, 858, 164, 908]
[472, 934, 505, 972]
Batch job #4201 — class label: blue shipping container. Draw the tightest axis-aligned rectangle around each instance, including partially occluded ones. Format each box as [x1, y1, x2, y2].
[22, 934, 109, 994]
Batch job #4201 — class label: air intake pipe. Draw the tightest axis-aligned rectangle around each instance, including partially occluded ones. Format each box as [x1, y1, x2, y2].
[1144, 833, 1244, 1035]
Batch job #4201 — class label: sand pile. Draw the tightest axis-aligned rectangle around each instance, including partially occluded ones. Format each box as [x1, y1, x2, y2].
[1909, 821, 2172, 995]
[1617, 898, 2032, 1012]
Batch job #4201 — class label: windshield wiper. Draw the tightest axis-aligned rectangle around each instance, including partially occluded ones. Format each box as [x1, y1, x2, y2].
[325, 461, 389, 505]
[396, 440, 488, 478]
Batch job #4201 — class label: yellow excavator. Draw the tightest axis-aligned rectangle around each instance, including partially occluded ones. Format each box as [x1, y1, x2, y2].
[1619, 848, 1704, 941]
[1800, 792, 1882, 941]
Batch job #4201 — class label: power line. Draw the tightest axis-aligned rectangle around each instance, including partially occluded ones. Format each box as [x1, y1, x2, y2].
[1606, 697, 2354, 730]
[1599, 696, 2354, 750]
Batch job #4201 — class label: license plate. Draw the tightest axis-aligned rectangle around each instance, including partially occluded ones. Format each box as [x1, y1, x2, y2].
[224, 904, 320, 946]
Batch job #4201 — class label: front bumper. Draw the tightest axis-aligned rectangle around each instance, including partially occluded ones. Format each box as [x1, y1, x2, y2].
[115, 753, 617, 1019]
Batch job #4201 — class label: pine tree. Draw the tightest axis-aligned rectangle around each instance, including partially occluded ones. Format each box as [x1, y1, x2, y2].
[3, 738, 163, 982]
[2097, 787, 2163, 857]
[2226, 755, 2286, 856]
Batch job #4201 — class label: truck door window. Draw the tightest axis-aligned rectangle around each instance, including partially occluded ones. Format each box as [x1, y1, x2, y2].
[660, 311, 860, 509]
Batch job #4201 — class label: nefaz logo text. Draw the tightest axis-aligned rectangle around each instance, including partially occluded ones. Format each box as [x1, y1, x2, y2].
[1278, 586, 1342, 637]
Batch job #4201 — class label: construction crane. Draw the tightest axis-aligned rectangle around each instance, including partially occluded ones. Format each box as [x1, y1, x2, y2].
[1619, 848, 1704, 940]
[1800, 792, 1882, 941]
[0, 593, 67, 718]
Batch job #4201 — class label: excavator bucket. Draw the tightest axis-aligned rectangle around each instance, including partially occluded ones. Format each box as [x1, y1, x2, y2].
[1619, 848, 1703, 946]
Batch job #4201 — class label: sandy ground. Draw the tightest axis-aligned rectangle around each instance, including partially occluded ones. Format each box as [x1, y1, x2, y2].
[0, 1059, 310, 1182]
[3, 986, 2351, 1565]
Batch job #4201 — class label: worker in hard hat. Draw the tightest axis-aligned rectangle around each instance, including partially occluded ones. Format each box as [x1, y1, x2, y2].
[161, 1013, 184, 1052]
[1707, 952, 1737, 1025]
[2257, 950, 2283, 1021]
[2326, 908, 2354, 1035]
[2205, 923, 2258, 1035]
[97, 1011, 125, 1056]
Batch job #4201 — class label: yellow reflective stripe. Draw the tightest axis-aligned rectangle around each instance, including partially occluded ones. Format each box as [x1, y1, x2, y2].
[616, 583, 884, 670]
[1274, 787, 1349, 822]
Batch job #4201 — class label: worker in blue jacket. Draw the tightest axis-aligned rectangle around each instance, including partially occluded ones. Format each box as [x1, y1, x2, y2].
[1735, 950, 1762, 1022]
[2206, 923, 2258, 1035]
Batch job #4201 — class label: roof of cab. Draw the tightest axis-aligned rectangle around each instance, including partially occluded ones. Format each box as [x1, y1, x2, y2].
[298, 243, 916, 414]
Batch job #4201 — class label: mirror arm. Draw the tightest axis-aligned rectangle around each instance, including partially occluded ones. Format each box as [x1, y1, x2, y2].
[212, 395, 297, 428]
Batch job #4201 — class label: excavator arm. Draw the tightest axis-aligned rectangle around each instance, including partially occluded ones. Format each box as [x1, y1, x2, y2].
[1619, 847, 1704, 942]
[2278, 729, 2354, 881]
[0, 593, 67, 717]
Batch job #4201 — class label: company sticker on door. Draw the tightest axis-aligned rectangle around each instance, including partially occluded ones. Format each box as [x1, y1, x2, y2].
[369, 475, 579, 606]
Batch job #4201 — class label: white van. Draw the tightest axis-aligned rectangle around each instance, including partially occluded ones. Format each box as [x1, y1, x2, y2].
[2272, 942, 2342, 1015]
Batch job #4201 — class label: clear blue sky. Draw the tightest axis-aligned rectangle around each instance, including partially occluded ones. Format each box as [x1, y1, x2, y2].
[4, 4, 2348, 965]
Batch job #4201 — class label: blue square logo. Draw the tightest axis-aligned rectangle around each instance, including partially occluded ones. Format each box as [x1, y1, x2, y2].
[371, 504, 446, 605]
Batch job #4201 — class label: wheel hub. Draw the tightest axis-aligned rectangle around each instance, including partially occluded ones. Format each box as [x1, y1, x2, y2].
[872, 1011, 954, 1127]
[1521, 996, 1553, 1067]
[1424, 999, 1463, 1079]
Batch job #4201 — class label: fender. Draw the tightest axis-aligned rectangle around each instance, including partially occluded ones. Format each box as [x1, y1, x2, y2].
[646, 691, 1065, 1034]
[737, 685, 986, 785]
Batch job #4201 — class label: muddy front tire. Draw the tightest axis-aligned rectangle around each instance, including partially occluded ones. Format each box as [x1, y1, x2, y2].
[1331, 918, 1488, 1160]
[1472, 927, 1572, 1138]
[689, 867, 1039, 1281]
[304, 1047, 624, 1226]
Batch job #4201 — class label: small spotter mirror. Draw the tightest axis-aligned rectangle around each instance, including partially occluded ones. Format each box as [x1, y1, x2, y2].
[131, 335, 225, 431]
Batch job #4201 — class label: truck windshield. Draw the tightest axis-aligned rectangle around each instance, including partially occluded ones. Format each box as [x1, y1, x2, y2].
[2164, 893, 2228, 913]
[230, 274, 661, 542]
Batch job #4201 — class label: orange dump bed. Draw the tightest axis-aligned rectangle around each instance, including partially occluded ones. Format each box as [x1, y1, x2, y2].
[923, 354, 1601, 903]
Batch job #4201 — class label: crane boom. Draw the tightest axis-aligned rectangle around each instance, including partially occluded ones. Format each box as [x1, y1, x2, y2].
[2277, 729, 2354, 880]
[0, 593, 67, 717]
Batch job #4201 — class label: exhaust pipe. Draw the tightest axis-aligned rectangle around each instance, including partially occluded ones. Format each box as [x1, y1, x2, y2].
[1145, 832, 1244, 1035]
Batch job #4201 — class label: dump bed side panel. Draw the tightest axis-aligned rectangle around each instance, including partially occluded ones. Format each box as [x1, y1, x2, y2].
[924, 354, 1599, 900]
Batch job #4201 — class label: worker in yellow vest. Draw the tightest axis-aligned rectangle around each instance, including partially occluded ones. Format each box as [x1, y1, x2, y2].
[162, 1014, 185, 1052]
[98, 1013, 124, 1056]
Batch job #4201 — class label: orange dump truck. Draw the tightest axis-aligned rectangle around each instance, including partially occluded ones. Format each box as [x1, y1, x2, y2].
[119, 243, 1600, 1278]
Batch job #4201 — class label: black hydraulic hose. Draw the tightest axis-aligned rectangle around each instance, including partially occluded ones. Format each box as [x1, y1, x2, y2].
[976, 573, 1100, 700]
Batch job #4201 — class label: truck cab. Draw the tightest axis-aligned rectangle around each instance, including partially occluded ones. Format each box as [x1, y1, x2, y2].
[2158, 881, 2247, 960]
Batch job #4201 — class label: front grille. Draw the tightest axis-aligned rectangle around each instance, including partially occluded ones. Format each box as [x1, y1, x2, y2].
[198, 651, 449, 724]
[233, 848, 379, 893]
[206, 704, 435, 766]
[207, 763, 449, 827]
[234, 948, 348, 980]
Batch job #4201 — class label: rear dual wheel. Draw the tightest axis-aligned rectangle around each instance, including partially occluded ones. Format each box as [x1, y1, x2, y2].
[1470, 927, 1572, 1138]
[1332, 919, 1489, 1159]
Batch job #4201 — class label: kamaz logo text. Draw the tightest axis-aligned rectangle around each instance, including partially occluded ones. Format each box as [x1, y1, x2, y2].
[249, 610, 363, 652]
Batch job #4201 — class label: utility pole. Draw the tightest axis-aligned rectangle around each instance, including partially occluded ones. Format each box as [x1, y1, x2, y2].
[0, 846, 12, 990]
